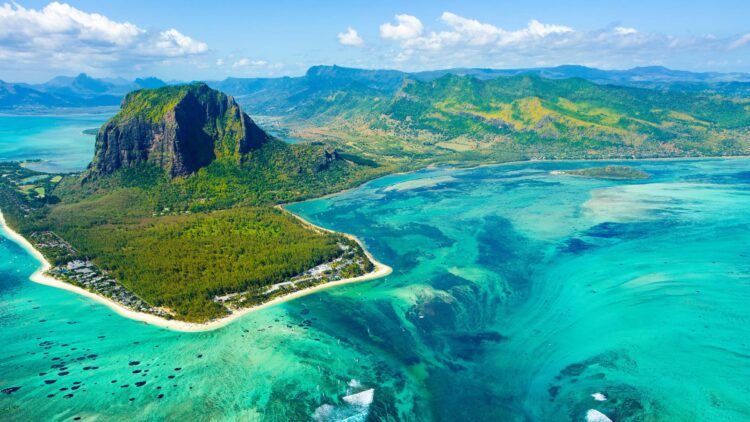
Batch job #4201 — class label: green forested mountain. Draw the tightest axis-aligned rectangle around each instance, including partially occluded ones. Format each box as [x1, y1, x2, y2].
[257, 73, 750, 162]
[0, 84, 383, 322]
[378, 74, 750, 155]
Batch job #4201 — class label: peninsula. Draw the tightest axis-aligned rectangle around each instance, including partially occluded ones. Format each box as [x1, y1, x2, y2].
[0, 83, 390, 328]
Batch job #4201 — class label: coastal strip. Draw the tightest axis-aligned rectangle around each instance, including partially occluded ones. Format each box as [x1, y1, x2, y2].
[0, 209, 392, 333]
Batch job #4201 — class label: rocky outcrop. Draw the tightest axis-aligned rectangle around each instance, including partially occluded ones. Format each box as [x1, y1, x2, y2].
[88, 83, 269, 178]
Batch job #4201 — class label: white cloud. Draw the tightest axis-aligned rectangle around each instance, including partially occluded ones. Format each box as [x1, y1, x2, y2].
[338, 27, 364, 46]
[381, 13, 574, 53]
[380, 14, 423, 40]
[225, 58, 284, 76]
[150, 28, 207, 56]
[615, 26, 638, 36]
[216, 58, 225, 66]
[370, 11, 747, 70]
[0, 2, 207, 75]
[232, 58, 268, 68]
[0, 1, 143, 45]
[729, 33, 750, 49]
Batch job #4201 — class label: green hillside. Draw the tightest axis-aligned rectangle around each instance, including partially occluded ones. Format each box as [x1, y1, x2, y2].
[258, 73, 750, 162]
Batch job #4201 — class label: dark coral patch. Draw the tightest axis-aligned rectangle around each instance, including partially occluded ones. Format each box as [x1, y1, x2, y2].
[1, 386, 21, 395]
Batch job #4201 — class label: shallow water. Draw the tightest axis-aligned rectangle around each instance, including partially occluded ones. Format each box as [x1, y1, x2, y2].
[1, 156, 749, 421]
[0, 114, 111, 172]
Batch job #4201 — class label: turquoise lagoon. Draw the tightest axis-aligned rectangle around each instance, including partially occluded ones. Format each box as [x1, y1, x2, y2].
[1, 155, 750, 420]
[0, 114, 111, 173]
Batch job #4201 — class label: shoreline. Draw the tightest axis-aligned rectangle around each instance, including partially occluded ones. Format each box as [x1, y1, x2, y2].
[1, 154, 745, 332]
[0, 210, 392, 333]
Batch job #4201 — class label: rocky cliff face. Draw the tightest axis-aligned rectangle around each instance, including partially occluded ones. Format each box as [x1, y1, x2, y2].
[89, 83, 269, 178]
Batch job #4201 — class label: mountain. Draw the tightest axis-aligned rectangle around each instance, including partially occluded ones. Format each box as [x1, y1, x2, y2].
[39, 73, 113, 96]
[36, 73, 166, 96]
[0, 79, 122, 110]
[262, 72, 750, 161]
[207, 65, 405, 117]
[207, 65, 750, 116]
[76, 83, 378, 209]
[134, 77, 167, 89]
[411, 64, 750, 86]
[0, 74, 167, 111]
[89, 83, 268, 177]
[0, 80, 70, 109]
[304, 65, 406, 92]
[4, 65, 750, 111]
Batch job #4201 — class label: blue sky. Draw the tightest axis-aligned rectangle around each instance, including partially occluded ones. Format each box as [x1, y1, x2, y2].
[2, 0, 750, 82]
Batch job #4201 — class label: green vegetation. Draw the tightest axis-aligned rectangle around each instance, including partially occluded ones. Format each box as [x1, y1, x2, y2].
[560, 166, 650, 180]
[57, 207, 347, 321]
[255, 74, 750, 163]
[113, 84, 194, 124]
[0, 84, 387, 323]
[1, 151, 380, 322]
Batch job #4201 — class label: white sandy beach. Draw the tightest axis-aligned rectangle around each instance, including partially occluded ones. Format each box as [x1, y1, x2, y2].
[0, 209, 392, 333]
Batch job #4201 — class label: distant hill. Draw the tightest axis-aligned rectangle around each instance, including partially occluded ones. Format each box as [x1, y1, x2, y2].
[4, 65, 750, 112]
[39, 73, 114, 96]
[412, 65, 750, 85]
[250, 71, 750, 161]
[134, 77, 167, 90]
[207, 65, 750, 117]
[0, 65, 750, 115]
[0, 79, 122, 110]
[0, 74, 167, 111]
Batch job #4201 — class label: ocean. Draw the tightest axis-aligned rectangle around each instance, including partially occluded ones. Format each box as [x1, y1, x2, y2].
[1, 115, 749, 420]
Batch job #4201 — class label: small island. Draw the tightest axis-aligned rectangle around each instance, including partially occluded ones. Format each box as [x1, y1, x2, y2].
[81, 128, 99, 135]
[555, 165, 650, 180]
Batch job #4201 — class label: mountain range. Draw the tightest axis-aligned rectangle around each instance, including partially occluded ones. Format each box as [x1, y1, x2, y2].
[203, 66, 750, 161]
[0, 73, 166, 110]
[4, 65, 750, 112]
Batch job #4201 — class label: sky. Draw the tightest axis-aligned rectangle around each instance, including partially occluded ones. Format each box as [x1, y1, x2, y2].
[2, 0, 750, 83]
